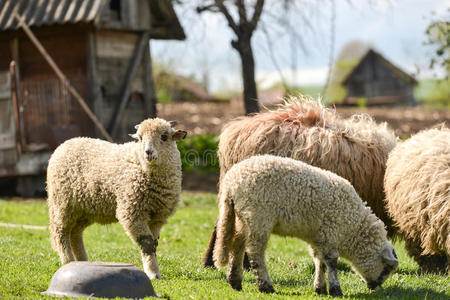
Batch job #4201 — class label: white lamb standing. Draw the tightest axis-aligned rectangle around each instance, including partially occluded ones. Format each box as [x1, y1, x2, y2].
[46, 118, 187, 280]
[214, 155, 398, 296]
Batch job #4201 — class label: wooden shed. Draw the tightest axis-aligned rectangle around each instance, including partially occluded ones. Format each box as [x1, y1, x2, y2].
[342, 49, 417, 106]
[0, 0, 185, 196]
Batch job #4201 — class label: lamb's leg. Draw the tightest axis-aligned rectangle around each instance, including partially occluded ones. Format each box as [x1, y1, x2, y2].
[50, 223, 75, 264]
[227, 220, 246, 291]
[48, 203, 74, 263]
[203, 223, 217, 268]
[145, 221, 165, 279]
[70, 219, 91, 261]
[246, 231, 274, 293]
[309, 246, 327, 295]
[118, 212, 158, 279]
[324, 253, 343, 297]
[203, 222, 251, 271]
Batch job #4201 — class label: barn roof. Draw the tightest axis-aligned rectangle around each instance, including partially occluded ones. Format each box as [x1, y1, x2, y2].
[0, 0, 185, 39]
[342, 49, 417, 85]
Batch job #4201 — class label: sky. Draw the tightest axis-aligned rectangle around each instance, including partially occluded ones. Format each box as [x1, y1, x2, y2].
[151, 0, 449, 93]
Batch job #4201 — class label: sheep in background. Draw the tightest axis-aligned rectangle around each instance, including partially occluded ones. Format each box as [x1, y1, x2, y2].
[214, 155, 398, 296]
[47, 118, 187, 279]
[203, 97, 398, 267]
[385, 127, 450, 274]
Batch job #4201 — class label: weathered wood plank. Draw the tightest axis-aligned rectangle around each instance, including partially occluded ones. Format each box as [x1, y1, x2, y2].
[108, 31, 150, 137]
[96, 31, 138, 58]
[10, 38, 26, 148]
[0, 151, 51, 177]
[86, 30, 101, 122]
[9, 61, 22, 154]
[143, 42, 157, 117]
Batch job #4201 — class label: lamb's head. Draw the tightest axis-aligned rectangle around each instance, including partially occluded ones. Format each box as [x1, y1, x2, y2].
[130, 118, 187, 165]
[352, 241, 398, 291]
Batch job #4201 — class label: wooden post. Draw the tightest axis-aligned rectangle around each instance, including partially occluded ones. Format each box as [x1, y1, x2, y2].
[10, 61, 22, 155]
[108, 31, 150, 138]
[86, 31, 102, 137]
[10, 38, 26, 149]
[143, 41, 157, 117]
[12, 10, 113, 142]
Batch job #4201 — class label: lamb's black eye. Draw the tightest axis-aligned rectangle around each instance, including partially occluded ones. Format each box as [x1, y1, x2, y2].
[161, 134, 168, 141]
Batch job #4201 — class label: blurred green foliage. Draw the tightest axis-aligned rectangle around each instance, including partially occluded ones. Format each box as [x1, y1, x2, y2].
[178, 134, 220, 173]
[415, 79, 450, 108]
[156, 88, 173, 104]
[424, 9, 449, 77]
[325, 59, 360, 104]
[355, 97, 368, 108]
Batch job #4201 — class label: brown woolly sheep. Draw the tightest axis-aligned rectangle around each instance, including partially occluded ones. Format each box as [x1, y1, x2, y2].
[384, 127, 450, 274]
[47, 118, 187, 280]
[215, 155, 398, 295]
[203, 97, 398, 267]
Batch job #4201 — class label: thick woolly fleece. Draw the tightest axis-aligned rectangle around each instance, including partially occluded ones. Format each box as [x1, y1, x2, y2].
[203, 96, 398, 268]
[385, 127, 450, 274]
[47, 118, 184, 279]
[218, 97, 397, 233]
[214, 155, 397, 294]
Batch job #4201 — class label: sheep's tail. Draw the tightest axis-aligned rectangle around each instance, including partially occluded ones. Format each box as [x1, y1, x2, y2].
[213, 189, 236, 268]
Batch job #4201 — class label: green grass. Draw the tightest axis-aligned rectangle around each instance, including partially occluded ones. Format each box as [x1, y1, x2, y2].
[0, 193, 448, 299]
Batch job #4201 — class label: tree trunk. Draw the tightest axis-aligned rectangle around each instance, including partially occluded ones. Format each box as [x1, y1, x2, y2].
[234, 35, 259, 115]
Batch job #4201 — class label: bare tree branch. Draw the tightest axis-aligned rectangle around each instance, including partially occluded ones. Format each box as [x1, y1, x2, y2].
[260, 22, 288, 87]
[196, 4, 220, 13]
[249, 0, 265, 31]
[214, 0, 240, 35]
[236, 0, 247, 24]
[261, 10, 309, 55]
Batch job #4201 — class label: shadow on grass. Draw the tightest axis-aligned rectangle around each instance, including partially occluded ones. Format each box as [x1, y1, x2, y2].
[272, 277, 311, 289]
[348, 286, 449, 299]
[274, 290, 306, 297]
[272, 286, 448, 299]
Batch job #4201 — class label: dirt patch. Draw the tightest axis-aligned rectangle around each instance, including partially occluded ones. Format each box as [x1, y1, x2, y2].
[335, 107, 450, 138]
[158, 102, 450, 138]
[157, 102, 244, 135]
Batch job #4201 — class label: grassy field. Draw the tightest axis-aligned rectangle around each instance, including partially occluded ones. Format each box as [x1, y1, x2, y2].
[0, 193, 448, 299]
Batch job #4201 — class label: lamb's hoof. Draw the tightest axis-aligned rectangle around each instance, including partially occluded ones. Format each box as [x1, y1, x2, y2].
[229, 281, 242, 291]
[329, 286, 343, 297]
[314, 285, 328, 295]
[202, 256, 216, 269]
[147, 272, 161, 280]
[258, 282, 275, 294]
[243, 253, 251, 271]
[227, 276, 243, 291]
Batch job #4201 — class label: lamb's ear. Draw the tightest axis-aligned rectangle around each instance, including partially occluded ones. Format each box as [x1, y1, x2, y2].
[129, 133, 139, 140]
[134, 125, 140, 130]
[381, 247, 398, 267]
[172, 130, 187, 141]
[169, 120, 178, 127]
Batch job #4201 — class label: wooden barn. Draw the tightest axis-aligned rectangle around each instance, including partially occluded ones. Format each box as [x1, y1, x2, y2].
[0, 0, 185, 196]
[341, 49, 417, 106]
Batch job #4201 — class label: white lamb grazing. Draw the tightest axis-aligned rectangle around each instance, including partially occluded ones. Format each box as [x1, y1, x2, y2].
[47, 118, 187, 280]
[214, 155, 398, 296]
